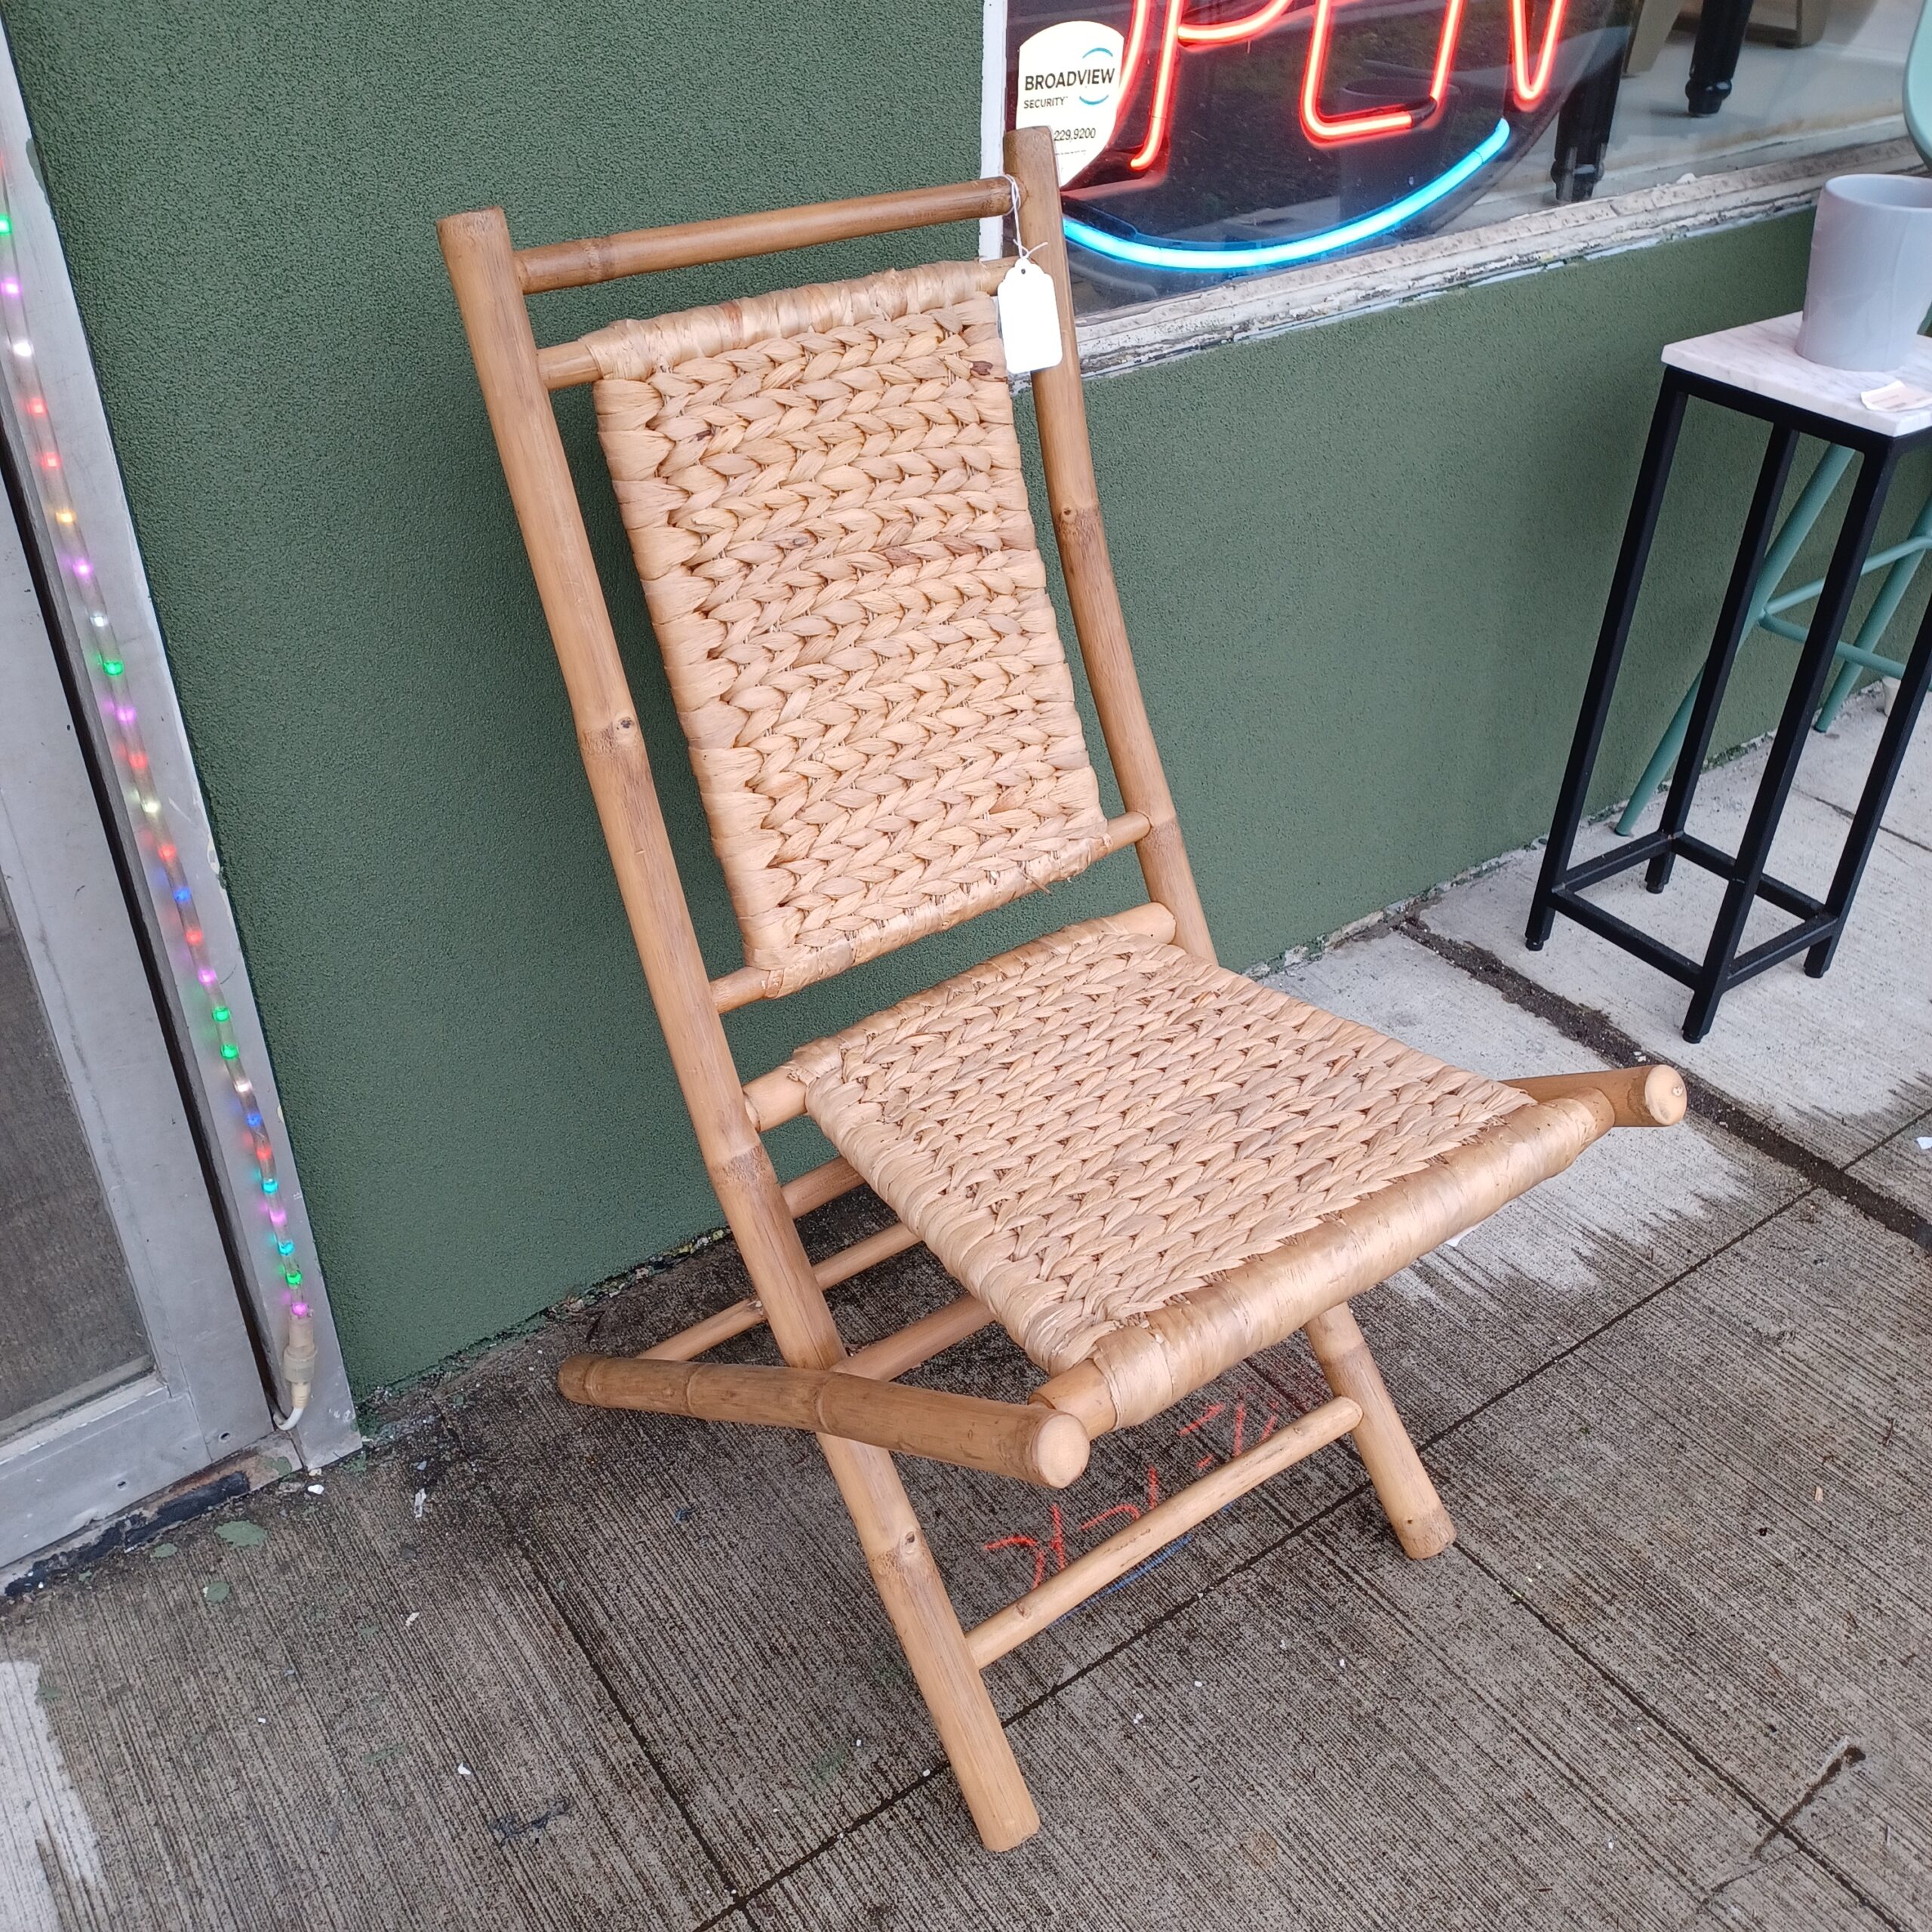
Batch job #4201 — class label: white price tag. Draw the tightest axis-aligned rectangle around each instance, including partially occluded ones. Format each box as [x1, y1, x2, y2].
[1861, 378, 1932, 413]
[995, 259, 1063, 376]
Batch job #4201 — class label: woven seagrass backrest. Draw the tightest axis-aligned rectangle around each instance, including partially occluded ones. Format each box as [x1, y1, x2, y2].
[583, 259, 1110, 997]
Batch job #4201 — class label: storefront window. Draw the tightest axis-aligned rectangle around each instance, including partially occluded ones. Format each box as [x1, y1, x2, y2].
[1002, 0, 1917, 313]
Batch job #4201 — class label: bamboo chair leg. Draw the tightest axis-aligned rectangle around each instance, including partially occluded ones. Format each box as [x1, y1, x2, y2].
[441, 201, 1035, 1851]
[1302, 1303, 1456, 1559]
[821, 1435, 1040, 1850]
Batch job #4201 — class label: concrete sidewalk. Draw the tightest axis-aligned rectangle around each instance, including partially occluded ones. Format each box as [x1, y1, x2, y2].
[3, 694, 1927, 1931]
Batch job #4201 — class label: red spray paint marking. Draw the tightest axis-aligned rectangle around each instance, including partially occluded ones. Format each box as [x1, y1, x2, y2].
[979, 1391, 1284, 1592]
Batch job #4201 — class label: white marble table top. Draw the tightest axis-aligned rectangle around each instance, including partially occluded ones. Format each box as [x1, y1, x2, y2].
[1662, 312, 1932, 438]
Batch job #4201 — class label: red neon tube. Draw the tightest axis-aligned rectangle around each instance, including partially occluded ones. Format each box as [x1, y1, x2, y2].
[1128, 0, 1189, 170]
[1509, 0, 1569, 103]
[1300, 0, 1467, 145]
[1118, 0, 1296, 172]
[1177, 0, 1296, 45]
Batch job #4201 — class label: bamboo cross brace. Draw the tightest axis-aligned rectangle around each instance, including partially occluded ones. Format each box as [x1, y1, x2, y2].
[638, 1155, 912, 1364]
[966, 1394, 1363, 1668]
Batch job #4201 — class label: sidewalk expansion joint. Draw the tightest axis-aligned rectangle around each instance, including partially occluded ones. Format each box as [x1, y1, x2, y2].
[1398, 918, 1932, 1252]
[448, 1410, 751, 1922]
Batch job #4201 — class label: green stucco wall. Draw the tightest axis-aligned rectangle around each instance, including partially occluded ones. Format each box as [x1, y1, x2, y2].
[2, 2, 1891, 1387]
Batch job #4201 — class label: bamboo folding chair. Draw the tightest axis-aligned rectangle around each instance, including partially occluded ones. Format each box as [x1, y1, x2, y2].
[438, 126, 1686, 1850]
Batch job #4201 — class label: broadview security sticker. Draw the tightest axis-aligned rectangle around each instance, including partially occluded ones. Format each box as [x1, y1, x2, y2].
[1014, 20, 1125, 186]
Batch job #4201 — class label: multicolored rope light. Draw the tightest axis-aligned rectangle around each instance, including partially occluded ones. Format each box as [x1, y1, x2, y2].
[0, 159, 312, 1411]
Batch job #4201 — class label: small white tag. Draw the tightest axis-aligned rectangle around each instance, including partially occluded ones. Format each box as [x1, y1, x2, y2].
[1860, 378, 1932, 413]
[995, 259, 1063, 376]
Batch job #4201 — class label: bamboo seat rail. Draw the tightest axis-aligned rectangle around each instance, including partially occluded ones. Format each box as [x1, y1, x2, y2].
[437, 127, 1685, 1853]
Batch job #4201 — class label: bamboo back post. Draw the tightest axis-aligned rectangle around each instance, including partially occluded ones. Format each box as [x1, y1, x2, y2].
[439, 131, 1684, 1852]
[440, 179, 1041, 1853]
[1004, 134, 1215, 963]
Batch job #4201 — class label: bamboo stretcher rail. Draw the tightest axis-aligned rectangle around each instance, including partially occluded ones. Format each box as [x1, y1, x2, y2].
[645, 1281, 987, 1379]
[708, 813, 1154, 1013]
[558, 1352, 1089, 1487]
[843, 1296, 994, 1380]
[815, 1220, 921, 1288]
[641, 1155, 880, 1363]
[515, 177, 1015, 295]
[638, 1298, 768, 1364]
[781, 1156, 863, 1218]
[966, 1394, 1362, 1668]
[642, 1218, 919, 1362]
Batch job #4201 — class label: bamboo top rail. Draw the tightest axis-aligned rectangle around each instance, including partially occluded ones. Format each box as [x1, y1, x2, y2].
[515, 177, 1015, 293]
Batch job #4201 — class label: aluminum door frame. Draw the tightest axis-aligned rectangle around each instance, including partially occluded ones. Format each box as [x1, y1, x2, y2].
[0, 23, 356, 1572]
[0, 506, 271, 1567]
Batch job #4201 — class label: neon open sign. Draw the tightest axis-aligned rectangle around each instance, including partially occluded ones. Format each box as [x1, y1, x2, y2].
[1008, 0, 1609, 277]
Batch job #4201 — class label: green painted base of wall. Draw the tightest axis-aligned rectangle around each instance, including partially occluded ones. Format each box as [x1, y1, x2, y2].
[8, 3, 1918, 1388]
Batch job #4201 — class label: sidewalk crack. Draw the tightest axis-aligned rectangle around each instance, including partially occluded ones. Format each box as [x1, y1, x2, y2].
[1750, 1740, 1866, 1857]
[1452, 1540, 1906, 1931]
[1806, 789, 1932, 860]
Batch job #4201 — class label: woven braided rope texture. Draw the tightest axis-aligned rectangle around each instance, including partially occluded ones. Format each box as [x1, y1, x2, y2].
[587, 262, 1110, 996]
[793, 919, 1535, 1374]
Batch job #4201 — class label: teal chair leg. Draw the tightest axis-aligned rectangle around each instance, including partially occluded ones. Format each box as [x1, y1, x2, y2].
[1814, 479, 1932, 731]
[1614, 445, 1854, 834]
[1616, 676, 1700, 835]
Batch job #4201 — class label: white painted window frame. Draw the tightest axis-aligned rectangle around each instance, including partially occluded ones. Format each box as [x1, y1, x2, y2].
[978, 0, 1918, 377]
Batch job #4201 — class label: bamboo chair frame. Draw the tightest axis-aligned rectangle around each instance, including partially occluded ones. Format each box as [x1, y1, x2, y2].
[438, 127, 1685, 1850]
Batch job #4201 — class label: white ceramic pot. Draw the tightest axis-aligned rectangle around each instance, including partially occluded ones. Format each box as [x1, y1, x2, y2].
[1797, 175, 1932, 373]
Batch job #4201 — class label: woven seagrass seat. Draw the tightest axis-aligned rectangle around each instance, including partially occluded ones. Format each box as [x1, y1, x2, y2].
[442, 128, 1687, 1854]
[788, 915, 1535, 1377]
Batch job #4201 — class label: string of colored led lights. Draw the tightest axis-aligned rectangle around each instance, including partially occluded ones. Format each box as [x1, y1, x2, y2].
[0, 159, 315, 1422]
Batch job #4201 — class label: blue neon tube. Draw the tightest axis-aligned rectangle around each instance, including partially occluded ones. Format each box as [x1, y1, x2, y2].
[1061, 117, 1512, 272]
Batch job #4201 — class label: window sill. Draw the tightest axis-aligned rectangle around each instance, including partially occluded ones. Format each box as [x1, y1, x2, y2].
[1072, 131, 1919, 379]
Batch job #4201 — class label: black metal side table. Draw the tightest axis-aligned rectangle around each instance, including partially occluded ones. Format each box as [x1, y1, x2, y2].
[1527, 312, 1932, 1043]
